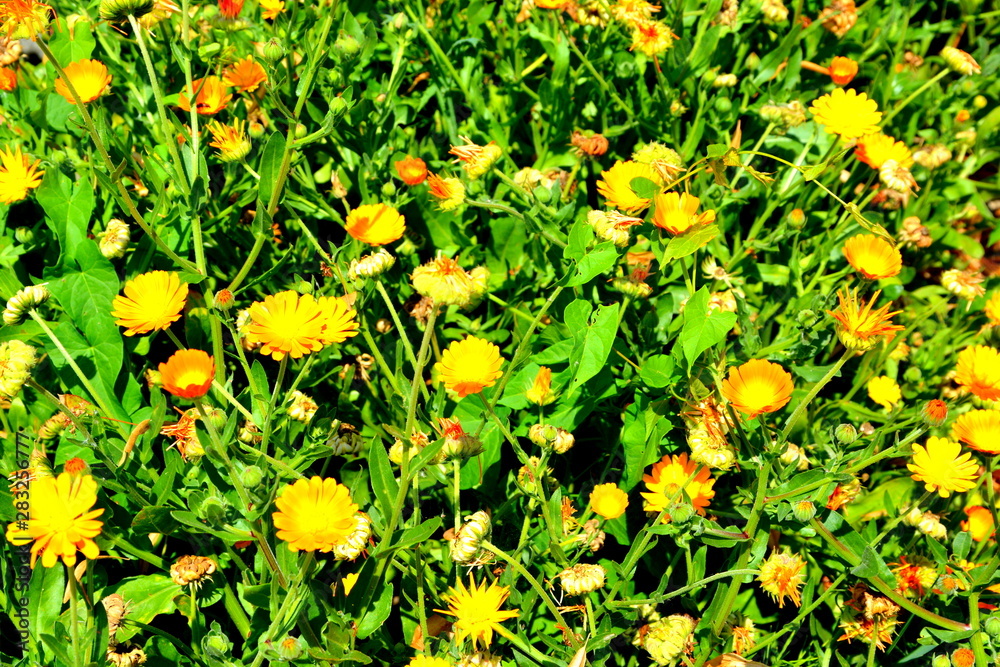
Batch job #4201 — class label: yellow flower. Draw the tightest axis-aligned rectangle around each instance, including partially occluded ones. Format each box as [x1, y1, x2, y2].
[907, 437, 978, 498]
[596, 160, 660, 213]
[345, 203, 406, 246]
[222, 56, 267, 93]
[0, 145, 43, 204]
[98, 218, 130, 259]
[827, 288, 903, 352]
[111, 271, 189, 336]
[5, 473, 104, 568]
[641, 453, 715, 518]
[0, 339, 38, 399]
[525, 366, 556, 405]
[158, 349, 214, 399]
[316, 295, 360, 345]
[178, 76, 231, 115]
[940, 46, 981, 76]
[244, 291, 327, 361]
[407, 657, 453, 667]
[54, 59, 111, 104]
[854, 133, 912, 169]
[842, 234, 902, 279]
[435, 336, 504, 398]
[651, 191, 716, 235]
[589, 483, 629, 520]
[207, 119, 251, 162]
[449, 137, 503, 179]
[866, 376, 901, 410]
[426, 173, 466, 211]
[436, 576, 519, 649]
[272, 477, 358, 552]
[757, 551, 806, 608]
[258, 0, 283, 19]
[630, 20, 677, 57]
[0, 0, 52, 39]
[955, 345, 1000, 401]
[809, 88, 882, 139]
[985, 292, 1000, 327]
[952, 410, 1000, 455]
[411, 256, 489, 308]
[720, 359, 794, 419]
[942, 268, 985, 301]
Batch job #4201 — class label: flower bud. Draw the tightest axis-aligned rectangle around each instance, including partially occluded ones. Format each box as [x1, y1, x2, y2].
[241, 465, 264, 488]
[214, 289, 234, 310]
[713, 73, 738, 88]
[611, 276, 654, 299]
[3, 284, 50, 326]
[439, 418, 484, 462]
[331, 512, 372, 560]
[274, 636, 305, 661]
[834, 423, 858, 445]
[199, 495, 227, 525]
[558, 563, 606, 595]
[238, 420, 262, 444]
[787, 208, 806, 229]
[262, 38, 284, 63]
[668, 502, 696, 524]
[529, 423, 557, 447]
[791, 500, 817, 523]
[973, 95, 987, 109]
[451, 510, 493, 564]
[940, 46, 981, 75]
[921, 399, 947, 427]
[0, 340, 38, 399]
[201, 626, 233, 660]
[98, 219, 131, 259]
[349, 248, 396, 281]
[334, 33, 362, 60]
[931, 655, 952, 667]
[14, 227, 33, 244]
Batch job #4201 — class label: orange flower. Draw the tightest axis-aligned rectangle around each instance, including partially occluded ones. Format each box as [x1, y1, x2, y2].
[223, 56, 267, 93]
[395, 155, 427, 185]
[652, 192, 715, 235]
[954, 345, 1000, 401]
[827, 288, 903, 352]
[842, 234, 902, 279]
[962, 507, 995, 542]
[54, 59, 111, 104]
[178, 76, 231, 115]
[596, 160, 660, 213]
[0, 0, 52, 39]
[720, 359, 794, 419]
[426, 173, 465, 211]
[158, 349, 214, 399]
[757, 551, 806, 607]
[258, 0, 283, 19]
[345, 203, 405, 246]
[854, 133, 913, 169]
[828, 56, 858, 84]
[952, 410, 1000, 455]
[218, 0, 243, 18]
[641, 453, 715, 517]
[0, 67, 15, 91]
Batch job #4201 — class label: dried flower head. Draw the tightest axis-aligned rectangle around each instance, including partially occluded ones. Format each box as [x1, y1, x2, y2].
[757, 550, 806, 607]
[170, 555, 217, 587]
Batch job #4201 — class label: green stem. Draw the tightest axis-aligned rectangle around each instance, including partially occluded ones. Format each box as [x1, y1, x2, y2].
[67, 563, 82, 667]
[210, 380, 255, 422]
[260, 356, 288, 455]
[493, 624, 550, 666]
[452, 459, 462, 533]
[779, 347, 854, 441]
[374, 280, 417, 369]
[607, 569, 760, 607]
[248, 552, 315, 667]
[970, 590, 988, 667]
[882, 70, 950, 125]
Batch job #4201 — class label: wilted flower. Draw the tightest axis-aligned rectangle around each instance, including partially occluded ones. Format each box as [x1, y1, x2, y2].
[818, 0, 857, 37]
[411, 256, 489, 309]
[449, 137, 503, 179]
[941, 269, 985, 301]
[587, 209, 643, 247]
[287, 390, 318, 422]
[330, 512, 371, 561]
[570, 130, 609, 156]
[207, 119, 251, 162]
[525, 366, 557, 405]
[427, 174, 466, 210]
[838, 584, 900, 651]
[451, 510, 492, 564]
[559, 563, 606, 595]
[0, 339, 38, 399]
[912, 144, 952, 170]
[760, 0, 788, 22]
[940, 46, 981, 75]
[688, 424, 736, 471]
[0, 0, 53, 38]
[170, 555, 217, 587]
[757, 551, 806, 607]
[759, 100, 806, 129]
[641, 614, 696, 666]
[879, 159, 917, 193]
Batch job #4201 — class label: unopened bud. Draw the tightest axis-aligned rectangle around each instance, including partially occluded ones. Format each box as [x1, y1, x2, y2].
[940, 46, 981, 76]
[834, 423, 858, 445]
[451, 510, 492, 564]
[791, 500, 817, 523]
[669, 503, 696, 524]
[348, 248, 396, 281]
[3, 284, 50, 326]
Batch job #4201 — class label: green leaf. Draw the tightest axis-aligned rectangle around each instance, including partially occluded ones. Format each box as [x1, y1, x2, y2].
[257, 131, 287, 209]
[953, 530, 972, 561]
[564, 217, 595, 261]
[850, 546, 898, 584]
[35, 169, 94, 265]
[566, 241, 619, 286]
[629, 176, 660, 200]
[47, 18, 96, 65]
[678, 287, 737, 367]
[368, 436, 398, 520]
[661, 224, 719, 262]
[109, 575, 179, 642]
[131, 506, 180, 535]
[640, 354, 676, 388]
[734, 292, 760, 356]
[567, 301, 620, 393]
[356, 579, 393, 639]
[29, 563, 64, 643]
[381, 517, 442, 555]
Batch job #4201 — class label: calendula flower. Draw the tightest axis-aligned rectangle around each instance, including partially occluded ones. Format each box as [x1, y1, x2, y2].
[286, 390, 318, 422]
[207, 119, 251, 162]
[962, 506, 994, 542]
[866, 376, 901, 410]
[688, 424, 736, 471]
[941, 269, 985, 301]
[757, 551, 806, 608]
[828, 56, 858, 84]
[596, 160, 660, 213]
[178, 76, 231, 115]
[426, 173, 466, 211]
[330, 511, 372, 561]
[0, 66, 14, 90]
[3, 284, 49, 325]
[170, 555, 216, 587]
[828, 288, 904, 352]
[345, 203, 405, 246]
[587, 209, 643, 247]
[559, 563, 606, 595]
[223, 56, 267, 93]
[435, 336, 504, 398]
[652, 192, 716, 235]
[0, 145, 43, 204]
[449, 137, 503, 179]
[411, 256, 489, 308]
[571, 130, 609, 157]
[632, 141, 684, 180]
[53, 59, 111, 104]
[451, 510, 492, 564]
[907, 437, 978, 498]
[272, 477, 358, 552]
[643, 614, 696, 665]
[5, 473, 104, 568]
[160, 408, 204, 460]
[439, 418, 483, 462]
[842, 234, 902, 279]
[218, 0, 242, 18]
[258, 0, 283, 19]
[98, 218, 130, 259]
[0, 0, 52, 39]
[436, 576, 519, 649]
[0, 339, 37, 399]
[313, 296, 359, 344]
[809, 88, 882, 139]
[984, 292, 1000, 326]
[589, 483, 629, 520]
[641, 453, 715, 518]
[158, 349, 214, 399]
[818, 0, 857, 37]
[838, 585, 899, 651]
[630, 20, 677, 57]
[348, 248, 396, 281]
[395, 155, 427, 185]
[98, 0, 154, 23]
[912, 144, 952, 170]
[878, 159, 917, 193]
[940, 46, 981, 76]
[245, 291, 327, 360]
[952, 410, 1000, 455]
[111, 271, 189, 336]
[407, 657, 452, 667]
[720, 359, 794, 419]
[854, 133, 913, 170]
[955, 345, 1000, 401]
[525, 366, 556, 405]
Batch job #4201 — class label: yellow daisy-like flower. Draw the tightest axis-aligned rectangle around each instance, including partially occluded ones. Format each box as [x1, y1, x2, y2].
[589, 483, 629, 520]
[207, 119, 251, 162]
[827, 289, 904, 352]
[345, 203, 406, 246]
[272, 477, 358, 552]
[907, 437, 978, 498]
[757, 551, 806, 608]
[426, 173, 466, 211]
[178, 76, 231, 115]
[651, 191, 716, 235]
[436, 576, 519, 649]
[316, 295, 360, 345]
[641, 453, 715, 518]
[842, 234, 902, 279]
[985, 292, 1000, 327]
[720, 359, 794, 419]
[866, 376, 901, 410]
[809, 88, 882, 139]
[0, 0, 52, 39]
[596, 160, 660, 213]
[244, 290, 327, 361]
[435, 336, 504, 398]
[407, 657, 453, 667]
[111, 271, 189, 336]
[222, 56, 267, 93]
[854, 133, 913, 170]
[258, 0, 284, 19]
[952, 410, 1000, 455]
[630, 20, 677, 57]
[53, 59, 111, 104]
[962, 506, 994, 542]
[411, 256, 489, 308]
[0, 145, 44, 204]
[158, 349, 214, 399]
[5, 473, 104, 568]
[525, 366, 556, 405]
[954, 345, 1000, 401]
